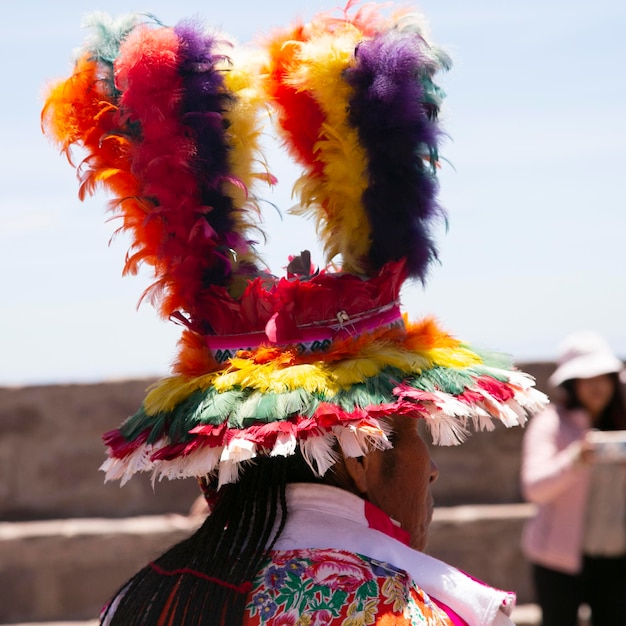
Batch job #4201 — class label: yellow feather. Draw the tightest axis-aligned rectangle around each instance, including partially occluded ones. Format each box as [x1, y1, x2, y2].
[212, 359, 272, 392]
[94, 168, 125, 183]
[428, 346, 484, 369]
[219, 47, 273, 269]
[267, 363, 337, 394]
[221, 48, 272, 196]
[213, 358, 338, 395]
[143, 373, 218, 415]
[330, 357, 384, 386]
[359, 342, 432, 372]
[289, 30, 371, 272]
[328, 342, 432, 386]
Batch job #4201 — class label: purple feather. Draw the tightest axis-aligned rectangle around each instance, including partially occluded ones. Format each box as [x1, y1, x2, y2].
[174, 23, 251, 270]
[345, 31, 447, 281]
[168, 21, 255, 316]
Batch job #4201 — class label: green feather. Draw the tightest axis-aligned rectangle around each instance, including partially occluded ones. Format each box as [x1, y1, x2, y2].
[166, 389, 209, 442]
[82, 12, 146, 64]
[231, 393, 265, 426]
[332, 368, 402, 410]
[275, 388, 319, 418]
[406, 366, 474, 395]
[467, 345, 514, 372]
[470, 365, 509, 382]
[119, 406, 154, 440]
[192, 389, 245, 425]
[247, 392, 282, 422]
[233, 389, 321, 427]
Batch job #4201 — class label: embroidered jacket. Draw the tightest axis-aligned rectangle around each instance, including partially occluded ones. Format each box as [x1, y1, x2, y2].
[244, 548, 454, 625]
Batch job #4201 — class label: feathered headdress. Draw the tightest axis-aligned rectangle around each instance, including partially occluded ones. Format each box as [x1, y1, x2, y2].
[42, 5, 547, 491]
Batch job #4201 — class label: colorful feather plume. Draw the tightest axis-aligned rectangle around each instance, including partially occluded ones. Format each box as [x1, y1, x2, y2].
[262, 5, 450, 279]
[42, 14, 273, 337]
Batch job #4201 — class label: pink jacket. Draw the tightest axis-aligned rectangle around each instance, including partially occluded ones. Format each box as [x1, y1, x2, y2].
[520, 405, 592, 574]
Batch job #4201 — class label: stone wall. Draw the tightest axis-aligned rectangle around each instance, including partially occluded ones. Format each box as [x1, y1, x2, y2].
[0, 380, 198, 521]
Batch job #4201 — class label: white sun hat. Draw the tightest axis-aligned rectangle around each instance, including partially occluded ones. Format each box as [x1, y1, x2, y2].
[549, 330, 624, 387]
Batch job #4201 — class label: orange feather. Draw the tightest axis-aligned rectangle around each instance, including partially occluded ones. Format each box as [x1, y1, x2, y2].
[173, 329, 220, 377]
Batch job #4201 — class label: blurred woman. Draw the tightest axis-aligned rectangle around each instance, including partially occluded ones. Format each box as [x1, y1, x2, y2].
[521, 331, 626, 626]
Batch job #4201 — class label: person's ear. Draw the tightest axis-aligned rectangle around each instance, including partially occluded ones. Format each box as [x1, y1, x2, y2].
[343, 455, 370, 495]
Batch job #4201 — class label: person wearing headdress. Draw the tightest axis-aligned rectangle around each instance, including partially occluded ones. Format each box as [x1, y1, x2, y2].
[42, 6, 547, 625]
[521, 331, 626, 626]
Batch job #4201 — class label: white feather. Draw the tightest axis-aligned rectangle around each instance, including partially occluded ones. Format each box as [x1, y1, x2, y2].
[477, 391, 520, 428]
[352, 419, 392, 452]
[221, 436, 257, 463]
[218, 460, 243, 487]
[182, 445, 223, 477]
[300, 433, 338, 476]
[516, 388, 550, 413]
[101, 439, 165, 486]
[505, 369, 537, 390]
[334, 425, 369, 458]
[424, 414, 469, 446]
[427, 392, 472, 418]
[152, 460, 186, 484]
[151, 446, 223, 482]
[270, 432, 298, 457]
[468, 410, 497, 432]
[100, 456, 126, 482]
[505, 399, 529, 427]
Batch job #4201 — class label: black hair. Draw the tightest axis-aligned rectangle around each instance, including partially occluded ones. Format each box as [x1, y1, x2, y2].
[561, 373, 626, 431]
[100, 451, 338, 626]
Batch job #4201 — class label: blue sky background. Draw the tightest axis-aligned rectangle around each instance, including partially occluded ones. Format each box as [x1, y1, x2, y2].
[1, 0, 624, 385]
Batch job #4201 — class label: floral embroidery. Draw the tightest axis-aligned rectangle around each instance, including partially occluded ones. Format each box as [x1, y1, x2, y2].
[382, 576, 406, 614]
[343, 598, 378, 626]
[251, 590, 279, 621]
[244, 549, 453, 626]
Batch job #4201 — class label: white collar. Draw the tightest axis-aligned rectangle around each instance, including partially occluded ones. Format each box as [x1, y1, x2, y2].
[272, 483, 515, 626]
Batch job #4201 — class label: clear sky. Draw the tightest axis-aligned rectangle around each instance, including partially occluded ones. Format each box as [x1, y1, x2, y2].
[1, 0, 624, 386]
